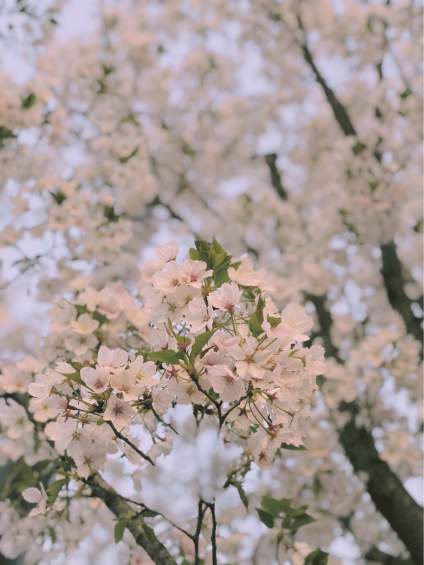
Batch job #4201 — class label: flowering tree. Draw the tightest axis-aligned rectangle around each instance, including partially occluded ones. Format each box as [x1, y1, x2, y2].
[0, 0, 422, 564]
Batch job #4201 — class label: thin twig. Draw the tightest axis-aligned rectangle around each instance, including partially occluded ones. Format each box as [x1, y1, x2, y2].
[107, 421, 155, 465]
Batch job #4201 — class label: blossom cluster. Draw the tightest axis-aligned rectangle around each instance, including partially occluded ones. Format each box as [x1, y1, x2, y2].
[0, 240, 324, 563]
[26, 241, 323, 473]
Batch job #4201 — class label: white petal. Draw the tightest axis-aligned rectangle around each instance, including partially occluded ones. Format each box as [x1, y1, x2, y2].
[22, 487, 42, 504]
[56, 362, 75, 374]
[80, 367, 96, 383]
[97, 345, 113, 366]
[112, 349, 128, 367]
[28, 382, 49, 398]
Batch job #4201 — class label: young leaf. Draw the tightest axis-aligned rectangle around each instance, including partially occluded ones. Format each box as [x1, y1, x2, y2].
[103, 205, 120, 222]
[142, 523, 158, 544]
[66, 372, 83, 385]
[304, 549, 329, 565]
[249, 296, 265, 337]
[256, 508, 274, 528]
[210, 238, 229, 267]
[190, 330, 213, 361]
[283, 505, 315, 532]
[0, 126, 16, 147]
[47, 478, 67, 505]
[213, 259, 231, 287]
[141, 509, 159, 518]
[316, 374, 325, 388]
[50, 190, 67, 205]
[194, 240, 212, 266]
[189, 248, 201, 261]
[48, 526, 57, 544]
[267, 315, 281, 328]
[114, 519, 126, 543]
[233, 481, 249, 509]
[261, 495, 291, 517]
[22, 92, 37, 109]
[147, 349, 182, 364]
[290, 512, 315, 531]
[280, 443, 307, 451]
[118, 146, 138, 164]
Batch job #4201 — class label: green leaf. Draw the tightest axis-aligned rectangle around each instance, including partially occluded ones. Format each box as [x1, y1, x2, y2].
[190, 330, 213, 361]
[352, 140, 367, 156]
[66, 371, 83, 385]
[249, 296, 265, 337]
[316, 374, 325, 388]
[114, 519, 126, 543]
[92, 310, 108, 325]
[207, 387, 220, 401]
[283, 504, 315, 532]
[142, 523, 158, 544]
[280, 443, 307, 451]
[118, 146, 138, 164]
[193, 240, 212, 266]
[267, 315, 281, 328]
[50, 190, 67, 205]
[190, 239, 232, 272]
[233, 481, 249, 509]
[290, 512, 315, 531]
[400, 88, 412, 100]
[210, 238, 229, 267]
[48, 526, 57, 544]
[141, 509, 159, 518]
[147, 349, 182, 364]
[47, 478, 67, 505]
[188, 239, 233, 287]
[189, 248, 201, 261]
[261, 495, 291, 517]
[213, 260, 231, 287]
[22, 93, 37, 109]
[103, 205, 120, 222]
[256, 508, 274, 528]
[0, 125, 16, 147]
[304, 549, 329, 565]
[211, 239, 232, 287]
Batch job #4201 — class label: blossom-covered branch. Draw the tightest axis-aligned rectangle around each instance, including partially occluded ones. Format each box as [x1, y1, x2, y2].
[0, 240, 326, 563]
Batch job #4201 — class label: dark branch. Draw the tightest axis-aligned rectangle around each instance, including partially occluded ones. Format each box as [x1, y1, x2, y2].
[380, 241, 423, 347]
[86, 475, 177, 565]
[193, 500, 206, 565]
[339, 400, 423, 564]
[264, 153, 288, 200]
[296, 14, 422, 351]
[305, 293, 342, 362]
[307, 293, 423, 563]
[207, 502, 218, 565]
[107, 421, 155, 466]
[297, 15, 356, 137]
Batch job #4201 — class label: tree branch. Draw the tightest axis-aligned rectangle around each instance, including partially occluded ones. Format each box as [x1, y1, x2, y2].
[297, 17, 356, 137]
[193, 500, 206, 565]
[106, 421, 155, 466]
[207, 502, 218, 565]
[86, 474, 177, 565]
[296, 14, 422, 351]
[264, 153, 288, 200]
[307, 293, 423, 564]
[380, 241, 423, 347]
[339, 400, 423, 565]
